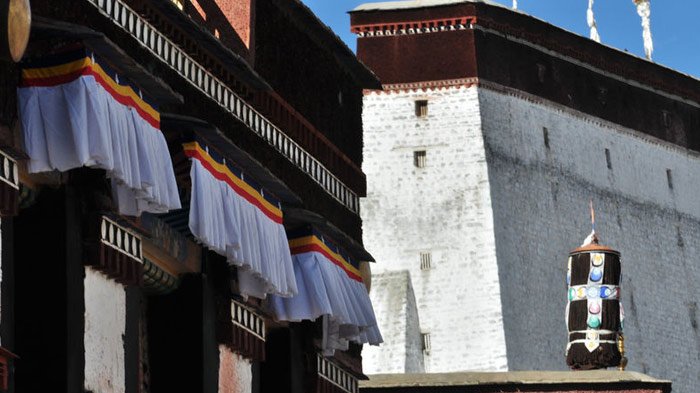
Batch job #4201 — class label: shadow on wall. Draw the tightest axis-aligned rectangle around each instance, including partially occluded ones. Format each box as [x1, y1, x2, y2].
[183, 0, 253, 61]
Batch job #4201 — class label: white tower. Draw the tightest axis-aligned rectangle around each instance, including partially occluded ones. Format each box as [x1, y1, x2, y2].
[360, 85, 508, 373]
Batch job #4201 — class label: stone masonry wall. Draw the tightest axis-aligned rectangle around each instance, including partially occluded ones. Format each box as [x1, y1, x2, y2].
[363, 271, 424, 374]
[361, 86, 508, 373]
[479, 86, 700, 393]
[218, 345, 253, 393]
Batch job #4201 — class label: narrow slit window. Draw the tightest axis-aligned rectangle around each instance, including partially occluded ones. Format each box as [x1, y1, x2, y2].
[414, 150, 427, 168]
[422, 332, 431, 355]
[415, 100, 428, 117]
[604, 148, 612, 170]
[542, 127, 550, 149]
[420, 252, 432, 270]
[666, 169, 674, 190]
[662, 110, 670, 128]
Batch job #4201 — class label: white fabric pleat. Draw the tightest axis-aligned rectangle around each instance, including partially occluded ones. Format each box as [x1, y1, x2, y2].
[188, 160, 297, 299]
[17, 75, 181, 216]
[269, 251, 383, 349]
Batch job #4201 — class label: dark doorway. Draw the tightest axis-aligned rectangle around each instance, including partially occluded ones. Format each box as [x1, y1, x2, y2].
[12, 187, 84, 392]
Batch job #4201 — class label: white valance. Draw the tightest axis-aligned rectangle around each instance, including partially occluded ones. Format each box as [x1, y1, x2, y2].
[17, 49, 180, 216]
[185, 141, 297, 299]
[269, 233, 382, 352]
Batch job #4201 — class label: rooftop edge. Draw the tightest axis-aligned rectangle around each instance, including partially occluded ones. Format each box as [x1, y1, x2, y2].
[360, 371, 672, 388]
[351, 0, 505, 13]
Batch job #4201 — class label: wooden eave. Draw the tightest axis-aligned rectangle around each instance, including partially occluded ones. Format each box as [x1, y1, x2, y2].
[28, 0, 365, 241]
[129, 0, 270, 92]
[269, 0, 381, 89]
[283, 207, 375, 263]
[160, 113, 302, 206]
[30, 16, 183, 106]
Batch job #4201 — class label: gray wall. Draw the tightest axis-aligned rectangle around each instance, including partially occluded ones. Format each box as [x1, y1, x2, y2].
[479, 85, 700, 393]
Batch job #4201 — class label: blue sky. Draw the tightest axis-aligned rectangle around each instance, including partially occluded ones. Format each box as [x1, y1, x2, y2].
[302, 0, 700, 78]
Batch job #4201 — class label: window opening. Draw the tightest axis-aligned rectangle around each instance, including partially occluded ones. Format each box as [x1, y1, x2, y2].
[414, 151, 427, 168]
[420, 252, 432, 270]
[415, 100, 428, 117]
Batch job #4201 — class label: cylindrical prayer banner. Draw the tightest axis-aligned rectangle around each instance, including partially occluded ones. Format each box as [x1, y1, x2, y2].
[566, 242, 624, 369]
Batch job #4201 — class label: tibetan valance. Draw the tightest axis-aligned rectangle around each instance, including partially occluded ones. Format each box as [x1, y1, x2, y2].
[269, 228, 382, 352]
[184, 141, 297, 299]
[17, 48, 181, 216]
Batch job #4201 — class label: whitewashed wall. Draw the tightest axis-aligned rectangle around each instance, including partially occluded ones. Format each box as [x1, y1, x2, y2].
[361, 86, 508, 373]
[363, 271, 424, 374]
[218, 345, 252, 393]
[84, 267, 126, 393]
[361, 80, 700, 393]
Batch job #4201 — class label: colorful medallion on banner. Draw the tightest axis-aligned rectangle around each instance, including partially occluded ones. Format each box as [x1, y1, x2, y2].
[566, 234, 625, 370]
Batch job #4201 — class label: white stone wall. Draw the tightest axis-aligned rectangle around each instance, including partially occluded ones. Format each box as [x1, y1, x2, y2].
[84, 267, 126, 393]
[478, 86, 700, 393]
[218, 345, 252, 393]
[363, 271, 424, 374]
[361, 81, 700, 392]
[361, 86, 508, 373]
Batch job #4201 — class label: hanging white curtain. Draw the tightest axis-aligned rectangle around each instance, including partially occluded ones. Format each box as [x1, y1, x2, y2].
[269, 232, 382, 353]
[185, 141, 297, 299]
[17, 49, 180, 216]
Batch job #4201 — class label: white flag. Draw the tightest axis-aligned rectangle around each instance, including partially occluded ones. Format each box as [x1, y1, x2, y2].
[587, 0, 601, 42]
[634, 0, 653, 60]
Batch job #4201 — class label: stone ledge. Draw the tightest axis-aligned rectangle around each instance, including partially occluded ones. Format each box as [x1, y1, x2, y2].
[361, 371, 671, 388]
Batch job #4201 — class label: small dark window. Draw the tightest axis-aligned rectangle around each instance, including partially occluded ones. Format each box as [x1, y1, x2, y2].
[542, 127, 550, 149]
[666, 169, 674, 190]
[415, 100, 428, 117]
[661, 110, 670, 128]
[420, 252, 432, 270]
[604, 148, 612, 170]
[414, 150, 427, 168]
[536, 63, 546, 83]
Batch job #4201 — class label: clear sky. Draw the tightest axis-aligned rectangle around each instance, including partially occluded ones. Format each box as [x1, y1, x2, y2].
[301, 0, 700, 78]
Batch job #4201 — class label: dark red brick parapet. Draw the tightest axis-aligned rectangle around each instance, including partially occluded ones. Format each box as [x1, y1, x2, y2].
[351, 0, 700, 153]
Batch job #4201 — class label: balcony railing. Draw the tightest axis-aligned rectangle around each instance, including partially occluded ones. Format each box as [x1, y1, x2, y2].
[86, 0, 361, 214]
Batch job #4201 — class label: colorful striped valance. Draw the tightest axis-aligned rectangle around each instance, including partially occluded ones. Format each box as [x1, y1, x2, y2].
[183, 141, 282, 223]
[185, 140, 297, 299]
[20, 50, 160, 128]
[288, 233, 362, 282]
[17, 48, 180, 216]
[269, 227, 382, 354]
